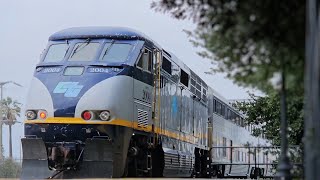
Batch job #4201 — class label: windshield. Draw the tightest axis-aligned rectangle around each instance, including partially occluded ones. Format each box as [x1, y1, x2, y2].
[43, 43, 69, 62]
[100, 43, 132, 63]
[69, 42, 100, 61]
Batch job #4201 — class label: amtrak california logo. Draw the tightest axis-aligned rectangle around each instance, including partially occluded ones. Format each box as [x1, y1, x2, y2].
[53, 82, 84, 97]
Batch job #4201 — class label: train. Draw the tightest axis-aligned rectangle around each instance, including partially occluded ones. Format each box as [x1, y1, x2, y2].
[21, 27, 273, 179]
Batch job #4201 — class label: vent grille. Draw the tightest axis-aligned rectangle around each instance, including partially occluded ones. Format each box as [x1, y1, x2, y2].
[137, 109, 148, 128]
[164, 153, 194, 170]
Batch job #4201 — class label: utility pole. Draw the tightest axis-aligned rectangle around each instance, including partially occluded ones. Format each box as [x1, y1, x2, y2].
[269, 59, 292, 179]
[0, 81, 22, 160]
[0, 83, 5, 160]
[275, 65, 292, 179]
[305, 0, 320, 179]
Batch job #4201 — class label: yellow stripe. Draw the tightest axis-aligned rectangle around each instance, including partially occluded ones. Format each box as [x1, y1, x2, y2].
[24, 117, 204, 144]
[25, 117, 133, 126]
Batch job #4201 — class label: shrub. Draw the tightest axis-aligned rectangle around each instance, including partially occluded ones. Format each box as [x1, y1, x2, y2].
[0, 158, 21, 178]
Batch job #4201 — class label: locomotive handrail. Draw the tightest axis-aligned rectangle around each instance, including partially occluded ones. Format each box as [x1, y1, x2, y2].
[23, 135, 39, 139]
[211, 162, 302, 166]
[210, 145, 300, 149]
[92, 136, 112, 141]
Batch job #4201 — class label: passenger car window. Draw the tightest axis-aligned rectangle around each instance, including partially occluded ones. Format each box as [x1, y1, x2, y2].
[222, 137, 227, 157]
[100, 43, 132, 63]
[227, 109, 232, 120]
[216, 101, 222, 114]
[221, 104, 225, 117]
[43, 43, 69, 62]
[69, 42, 100, 61]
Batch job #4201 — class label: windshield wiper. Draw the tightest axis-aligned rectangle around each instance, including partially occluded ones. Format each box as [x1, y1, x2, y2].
[101, 40, 115, 60]
[62, 40, 70, 58]
[70, 38, 91, 57]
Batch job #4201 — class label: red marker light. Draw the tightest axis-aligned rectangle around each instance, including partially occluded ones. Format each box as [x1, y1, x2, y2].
[82, 111, 92, 120]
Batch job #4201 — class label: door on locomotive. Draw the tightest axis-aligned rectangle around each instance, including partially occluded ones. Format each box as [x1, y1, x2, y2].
[125, 47, 162, 177]
[152, 49, 162, 134]
[133, 48, 154, 132]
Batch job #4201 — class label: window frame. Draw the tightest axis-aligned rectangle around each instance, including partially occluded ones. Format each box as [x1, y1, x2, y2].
[136, 47, 153, 73]
[216, 101, 222, 115]
[68, 41, 101, 62]
[161, 56, 172, 75]
[180, 69, 189, 88]
[227, 108, 232, 120]
[221, 104, 226, 117]
[63, 66, 85, 76]
[222, 137, 227, 157]
[42, 42, 69, 63]
[99, 42, 133, 63]
[190, 75, 196, 95]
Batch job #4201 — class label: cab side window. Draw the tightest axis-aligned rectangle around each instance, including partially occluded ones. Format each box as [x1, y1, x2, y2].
[137, 48, 152, 72]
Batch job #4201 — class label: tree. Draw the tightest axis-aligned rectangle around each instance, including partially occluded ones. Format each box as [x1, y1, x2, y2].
[235, 93, 303, 146]
[152, 0, 305, 94]
[1, 97, 21, 159]
[152, 0, 305, 145]
[0, 158, 21, 178]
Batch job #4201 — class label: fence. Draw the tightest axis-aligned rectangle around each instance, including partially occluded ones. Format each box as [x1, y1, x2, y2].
[210, 146, 303, 178]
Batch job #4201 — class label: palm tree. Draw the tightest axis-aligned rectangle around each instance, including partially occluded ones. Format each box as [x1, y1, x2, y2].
[1, 97, 21, 159]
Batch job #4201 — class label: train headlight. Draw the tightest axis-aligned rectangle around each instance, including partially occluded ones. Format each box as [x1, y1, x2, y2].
[82, 111, 93, 121]
[26, 110, 37, 120]
[38, 110, 47, 120]
[99, 111, 110, 121]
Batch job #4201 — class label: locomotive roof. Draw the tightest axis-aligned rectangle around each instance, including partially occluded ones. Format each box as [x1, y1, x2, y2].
[49, 27, 157, 46]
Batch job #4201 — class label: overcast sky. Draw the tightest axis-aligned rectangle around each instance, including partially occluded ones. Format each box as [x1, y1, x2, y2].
[0, 0, 259, 159]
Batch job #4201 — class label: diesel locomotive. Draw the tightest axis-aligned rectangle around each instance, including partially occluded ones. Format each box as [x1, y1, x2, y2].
[22, 27, 271, 179]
